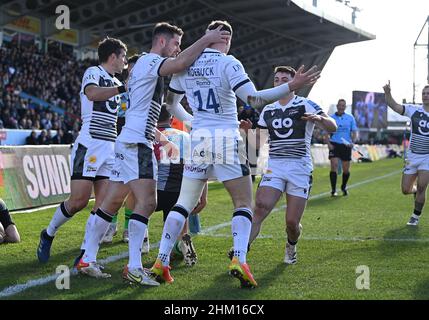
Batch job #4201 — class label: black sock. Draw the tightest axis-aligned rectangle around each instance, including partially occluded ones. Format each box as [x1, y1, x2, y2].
[414, 201, 424, 216]
[341, 172, 350, 190]
[287, 239, 298, 246]
[330, 171, 337, 192]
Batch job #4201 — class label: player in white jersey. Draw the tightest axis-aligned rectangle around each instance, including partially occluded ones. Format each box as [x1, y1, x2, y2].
[242, 66, 336, 265]
[384, 82, 429, 226]
[152, 20, 321, 288]
[75, 22, 230, 284]
[37, 38, 127, 263]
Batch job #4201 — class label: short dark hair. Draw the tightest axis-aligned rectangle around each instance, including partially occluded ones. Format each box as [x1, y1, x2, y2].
[337, 98, 346, 105]
[152, 22, 183, 44]
[158, 104, 171, 123]
[207, 20, 233, 36]
[423, 85, 429, 91]
[274, 66, 296, 78]
[98, 37, 127, 63]
[127, 54, 140, 65]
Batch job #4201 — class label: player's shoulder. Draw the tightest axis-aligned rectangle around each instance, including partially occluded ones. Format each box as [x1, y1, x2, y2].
[404, 103, 422, 111]
[84, 65, 101, 75]
[297, 96, 321, 109]
[135, 52, 162, 68]
[261, 102, 279, 113]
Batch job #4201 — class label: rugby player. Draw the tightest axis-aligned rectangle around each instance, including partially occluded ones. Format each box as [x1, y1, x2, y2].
[384, 82, 429, 226]
[75, 22, 229, 284]
[244, 66, 336, 265]
[0, 199, 20, 244]
[151, 20, 321, 288]
[37, 38, 127, 263]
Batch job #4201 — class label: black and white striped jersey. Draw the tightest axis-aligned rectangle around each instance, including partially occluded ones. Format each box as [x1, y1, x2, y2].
[118, 53, 166, 148]
[403, 104, 429, 154]
[258, 95, 324, 160]
[79, 65, 122, 142]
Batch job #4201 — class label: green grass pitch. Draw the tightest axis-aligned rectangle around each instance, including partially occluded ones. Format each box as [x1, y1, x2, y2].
[1, 158, 429, 300]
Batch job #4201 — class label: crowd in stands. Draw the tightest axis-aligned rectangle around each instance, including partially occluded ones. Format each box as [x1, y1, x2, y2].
[0, 41, 97, 143]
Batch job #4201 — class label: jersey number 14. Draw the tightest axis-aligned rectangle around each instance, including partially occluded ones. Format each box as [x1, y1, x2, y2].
[194, 89, 220, 113]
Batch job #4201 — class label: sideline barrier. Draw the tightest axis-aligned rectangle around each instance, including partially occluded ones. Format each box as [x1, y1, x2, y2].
[0, 143, 402, 211]
[0, 145, 71, 210]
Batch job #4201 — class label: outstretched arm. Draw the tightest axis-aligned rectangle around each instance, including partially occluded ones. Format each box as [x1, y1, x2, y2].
[235, 65, 320, 109]
[302, 112, 337, 133]
[159, 26, 230, 76]
[383, 81, 404, 115]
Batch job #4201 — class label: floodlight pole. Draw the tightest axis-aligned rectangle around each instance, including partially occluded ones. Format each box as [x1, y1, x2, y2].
[413, 16, 429, 104]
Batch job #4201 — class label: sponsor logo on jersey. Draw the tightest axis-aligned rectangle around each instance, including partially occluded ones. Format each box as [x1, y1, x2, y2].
[272, 117, 294, 138]
[418, 119, 429, 135]
[89, 155, 97, 163]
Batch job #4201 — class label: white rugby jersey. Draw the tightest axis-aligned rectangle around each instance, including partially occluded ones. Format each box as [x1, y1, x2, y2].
[402, 104, 429, 154]
[79, 65, 122, 142]
[258, 95, 324, 160]
[169, 49, 251, 131]
[118, 53, 167, 147]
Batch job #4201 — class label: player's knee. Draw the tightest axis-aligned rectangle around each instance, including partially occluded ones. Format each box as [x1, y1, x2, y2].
[136, 199, 157, 214]
[0, 199, 7, 212]
[7, 232, 20, 243]
[255, 198, 271, 213]
[402, 186, 413, 195]
[67, 197, 89, 213]
[286, 219, 300, 232]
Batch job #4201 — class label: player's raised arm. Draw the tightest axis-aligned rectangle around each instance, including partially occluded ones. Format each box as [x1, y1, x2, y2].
[159, 26, 230, 76]
[235, 65, 320, 109]
[383, 81, 405, 115]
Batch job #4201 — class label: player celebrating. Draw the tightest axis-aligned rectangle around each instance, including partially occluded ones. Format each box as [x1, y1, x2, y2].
[326, 99, 358, 196]
[245, 66, 336, 264]
[383, 82, 429, 226]
[75, 22, 229, 284]
[151, 20, 320, 288]
[37, 37, 127, 263]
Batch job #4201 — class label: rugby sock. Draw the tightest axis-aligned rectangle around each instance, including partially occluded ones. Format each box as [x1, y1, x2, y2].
[0, 207, 14, 229]
[288, 239, 298, 246]
[232, 208, 253, 264]
[128, 214, 148, 270]
[330, 172, 337, 193]
[111, 214, 118, 224]
[157, 206, 188, 266]
[124, 208, 132, 229]
[47, 202, 72, 237]
[82, 208, 112, 263]
[413, 201, 424, 217]
[341, 172, 350, 190]
[80, 210, 96, 251]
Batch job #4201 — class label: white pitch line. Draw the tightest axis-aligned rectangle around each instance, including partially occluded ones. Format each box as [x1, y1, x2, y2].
[0, 169, 403, 298]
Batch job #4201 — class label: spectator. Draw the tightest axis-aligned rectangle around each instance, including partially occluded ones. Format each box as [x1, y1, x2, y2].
[37, 129, 48, 144]
[26, 130, 38, 145]
[238, 104, 260, 128]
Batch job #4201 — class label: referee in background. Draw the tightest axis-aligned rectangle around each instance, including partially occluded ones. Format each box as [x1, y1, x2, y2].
[326, 99, 359, 196]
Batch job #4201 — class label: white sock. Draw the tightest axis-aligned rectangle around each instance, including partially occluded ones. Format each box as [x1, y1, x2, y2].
[144, 227, 149, 242]
[80, 211, 96, 251]
[47, 202, 72, 237]
[128, 214, 148, 270]
[82, 209, 112, 263]
[232, 208, 253, 264]
[412, 214, 420, 219]
[157, 207, 188, 266]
